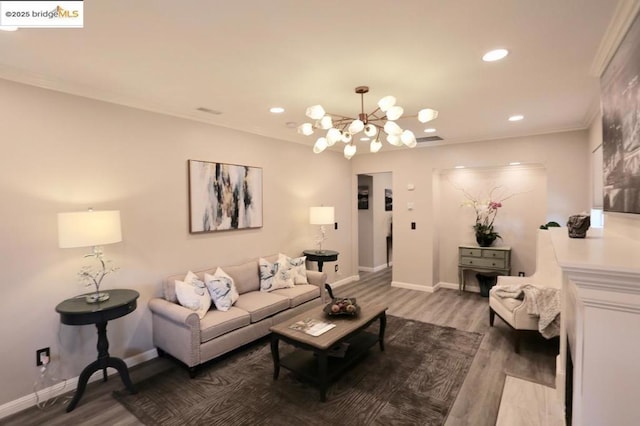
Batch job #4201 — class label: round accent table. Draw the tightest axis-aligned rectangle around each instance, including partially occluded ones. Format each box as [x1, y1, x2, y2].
[303, 249, 339, 273]
[55, 289, 139, 412]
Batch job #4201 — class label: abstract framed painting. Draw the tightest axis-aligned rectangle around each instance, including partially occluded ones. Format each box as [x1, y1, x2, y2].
[188, 159, 263, 233]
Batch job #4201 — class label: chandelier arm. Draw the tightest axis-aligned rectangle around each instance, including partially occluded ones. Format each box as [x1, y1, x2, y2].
[324, 113, 356, 121]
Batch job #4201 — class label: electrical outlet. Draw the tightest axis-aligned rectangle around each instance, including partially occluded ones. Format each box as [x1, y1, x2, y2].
[411, 222, 416, 230]
[36, 347, 50, 366]
[334, 264, 339, 273]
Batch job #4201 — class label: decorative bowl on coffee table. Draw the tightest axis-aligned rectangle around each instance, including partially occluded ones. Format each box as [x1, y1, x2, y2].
[323, 297, 360, 316]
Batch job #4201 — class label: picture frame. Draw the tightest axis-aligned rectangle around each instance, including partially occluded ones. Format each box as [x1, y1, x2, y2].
[601, 12, 640, 214]
[188, 159, 263, 233]
[358, 185, 369, 210]
[385, 188, 393, 211]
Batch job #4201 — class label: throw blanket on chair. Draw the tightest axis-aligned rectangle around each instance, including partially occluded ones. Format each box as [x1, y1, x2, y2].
[494, 284, 560, 338]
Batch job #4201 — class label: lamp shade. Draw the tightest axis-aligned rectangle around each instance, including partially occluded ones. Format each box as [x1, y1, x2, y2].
[309, 206, 335, 225]
[58, 210, 122, 248]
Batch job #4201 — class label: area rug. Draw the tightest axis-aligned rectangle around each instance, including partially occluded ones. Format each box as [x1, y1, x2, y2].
[114, 316, 483, 426]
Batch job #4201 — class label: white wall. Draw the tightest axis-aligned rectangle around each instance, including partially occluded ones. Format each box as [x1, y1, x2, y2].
[0, 79, 353, 406]
[351, 130, 590, 290]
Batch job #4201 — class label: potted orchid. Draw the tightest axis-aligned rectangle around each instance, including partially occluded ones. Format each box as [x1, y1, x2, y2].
[459, 186, 518, 247]
[471, 200, 502, 247]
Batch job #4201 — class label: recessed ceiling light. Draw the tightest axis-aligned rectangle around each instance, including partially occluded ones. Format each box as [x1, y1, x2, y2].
[509, 162, 521, 166]
[508, 114, 524, 121]
[270, 107, 285, 114]
[0, 26, 18, 32]
[482, 48, 509, 62]
[360, 137, 370, 141]
[424, 128, 437, 133]
[455, 165, 465, 169]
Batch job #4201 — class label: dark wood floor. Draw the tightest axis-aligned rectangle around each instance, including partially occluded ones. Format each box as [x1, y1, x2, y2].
[3, 268, 557, 426]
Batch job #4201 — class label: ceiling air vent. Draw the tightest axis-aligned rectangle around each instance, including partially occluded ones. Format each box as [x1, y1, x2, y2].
[416, 135, 443, 143]
[196, 107, 222, 115]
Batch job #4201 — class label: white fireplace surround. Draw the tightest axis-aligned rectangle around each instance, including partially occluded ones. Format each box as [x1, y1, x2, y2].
[551, 214, 640, 425]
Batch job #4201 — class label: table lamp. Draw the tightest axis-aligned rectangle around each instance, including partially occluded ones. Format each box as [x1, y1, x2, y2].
[58, 209, 122, 303]
[309, 206, 334, 252]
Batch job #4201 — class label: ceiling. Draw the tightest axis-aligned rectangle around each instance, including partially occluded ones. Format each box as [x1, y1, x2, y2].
[0, 0, 636, 153]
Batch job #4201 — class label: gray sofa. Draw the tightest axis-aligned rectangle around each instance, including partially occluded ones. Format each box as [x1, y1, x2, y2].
[149, 254, 326, 376]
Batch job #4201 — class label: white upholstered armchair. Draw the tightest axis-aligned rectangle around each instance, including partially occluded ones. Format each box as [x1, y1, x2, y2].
[489, 229, 562, 352]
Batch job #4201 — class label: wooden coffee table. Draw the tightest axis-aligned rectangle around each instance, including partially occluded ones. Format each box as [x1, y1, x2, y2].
[269, 303, 387, 401]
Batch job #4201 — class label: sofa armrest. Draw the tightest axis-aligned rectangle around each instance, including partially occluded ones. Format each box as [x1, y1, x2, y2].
[306, 270, 328, 302]
[148, 297, 202, 367]
[149, 297, 200, 327]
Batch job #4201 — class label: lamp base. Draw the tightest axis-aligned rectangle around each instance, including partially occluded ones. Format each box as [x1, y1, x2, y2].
[86, 292, 110, 304]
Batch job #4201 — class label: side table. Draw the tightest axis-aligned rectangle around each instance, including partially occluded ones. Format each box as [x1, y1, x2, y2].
[458, 245, 511, 294]
[303, 249, 339, 273]
[55, 289, 139, 412]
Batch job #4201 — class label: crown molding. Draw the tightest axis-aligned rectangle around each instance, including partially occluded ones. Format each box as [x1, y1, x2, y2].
[589, 0, 640, 77]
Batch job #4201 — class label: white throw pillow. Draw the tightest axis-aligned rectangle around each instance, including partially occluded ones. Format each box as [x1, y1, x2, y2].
[278, 253, 308, 284]
[174, 272, 211, 319]
[204, 267, 239, 311]
[259, 258, 294, 292]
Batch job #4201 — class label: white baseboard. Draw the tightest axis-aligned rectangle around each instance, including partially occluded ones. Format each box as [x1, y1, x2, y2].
[0, 348, 158, 420]
[329, 275, 358, 289]
[358, 264, 391, 273]
[391, 281, 436, 293]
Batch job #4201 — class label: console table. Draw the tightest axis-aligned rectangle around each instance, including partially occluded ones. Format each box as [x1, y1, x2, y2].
[55, 289, 139, 412]
[458, 245, 511, 294]
[303, 249, 339, 273]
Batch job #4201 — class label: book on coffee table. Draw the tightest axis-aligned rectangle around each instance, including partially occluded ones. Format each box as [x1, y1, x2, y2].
[289, 318, 336, 337]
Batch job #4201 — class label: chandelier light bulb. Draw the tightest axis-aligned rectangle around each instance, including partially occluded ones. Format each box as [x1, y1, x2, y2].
[386, 106, 404, 121]
[344, 144, 356, 159]
[305, 105, 326, 120]
[313, 137, 328, 154]
[319, 115, 333, 129]
[378, 96, 396, 112]
[418, 108, 439, 123]
[348, 119, 365, 134]
[326, 128, 341, 145]
[370, 139, 382, 153]
[386, 134, 403, 146]
[297, 122, 314, 136]
[384, 121, 403, 136]
[341, 131, 353, 143]
[401, 130, 417, 147]
[364, 124, 377, 137]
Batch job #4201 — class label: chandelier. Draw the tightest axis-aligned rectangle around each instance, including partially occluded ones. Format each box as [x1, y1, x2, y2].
[298, 86, 438, 159]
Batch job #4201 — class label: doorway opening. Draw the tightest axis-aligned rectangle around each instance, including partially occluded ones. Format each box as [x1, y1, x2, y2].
[357, 172, 393, 274]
